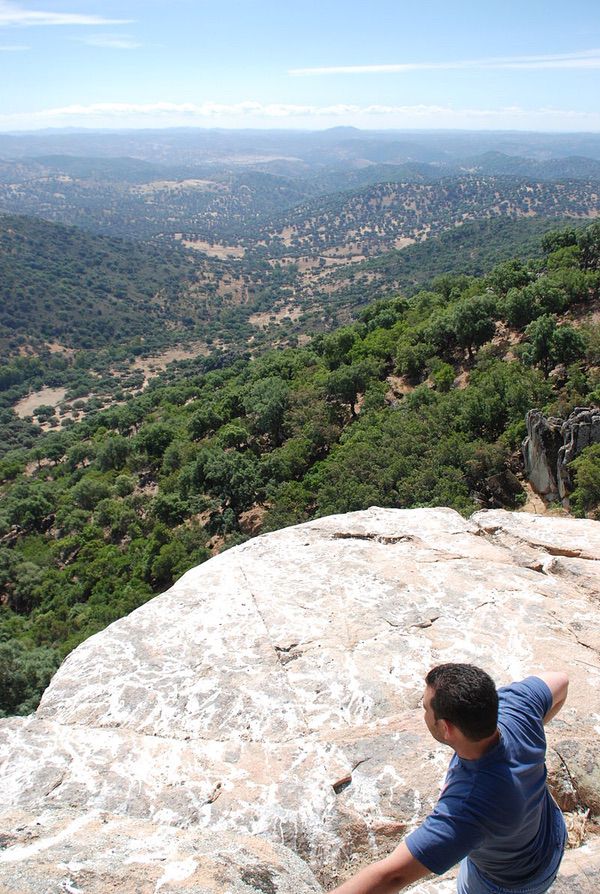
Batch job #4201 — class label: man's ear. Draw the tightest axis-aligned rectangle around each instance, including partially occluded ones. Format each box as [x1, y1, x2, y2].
[439, 718, 453, 742]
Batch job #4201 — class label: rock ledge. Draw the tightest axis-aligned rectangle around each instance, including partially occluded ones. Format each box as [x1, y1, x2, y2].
[1, 507, 599, 892]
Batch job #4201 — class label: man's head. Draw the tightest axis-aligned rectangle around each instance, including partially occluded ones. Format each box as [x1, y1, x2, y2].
[423, 663, 498, 744]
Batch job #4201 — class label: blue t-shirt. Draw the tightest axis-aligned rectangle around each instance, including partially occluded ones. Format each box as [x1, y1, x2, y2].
[405, 677, 564, 886]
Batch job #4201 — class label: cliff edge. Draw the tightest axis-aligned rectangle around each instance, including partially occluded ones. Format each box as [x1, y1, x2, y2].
[1, 507, 599, 893]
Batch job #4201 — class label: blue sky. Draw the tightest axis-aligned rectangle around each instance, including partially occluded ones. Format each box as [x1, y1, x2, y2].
[1, 0, 599, 131]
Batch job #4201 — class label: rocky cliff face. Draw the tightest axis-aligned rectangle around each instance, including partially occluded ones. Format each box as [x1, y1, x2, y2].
[1, 508, 599, 893]
[523, 406, 600, 503]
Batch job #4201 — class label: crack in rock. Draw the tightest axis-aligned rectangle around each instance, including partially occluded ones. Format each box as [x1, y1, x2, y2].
[410, 616, 440, 630]
[332, 774, 352, 795]
[331, 532, 413, 545]
[45, 774, 65, 796]
[544, 546, 585, 559]
[573, 658, 600, 671]
[553, 748, 581, 809]
[474, 520, 597, 563]
[203, 782, 222, 805]
[236, 560, 312, 735]
[570, 632, 600, 657]
[274, 643, 300, 654]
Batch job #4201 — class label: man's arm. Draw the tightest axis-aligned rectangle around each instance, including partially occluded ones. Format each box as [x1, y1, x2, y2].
[537, 672, 569, 724]
[328, 842, 430, 894]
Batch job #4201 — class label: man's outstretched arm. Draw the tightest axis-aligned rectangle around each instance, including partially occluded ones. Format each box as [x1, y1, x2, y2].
[328, 842, 430, 894]
[537, 671, 569, 724]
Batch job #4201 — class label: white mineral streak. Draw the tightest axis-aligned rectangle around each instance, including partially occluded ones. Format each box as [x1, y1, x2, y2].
[154, 858, 198, 892]
[0, 507, 599, 893]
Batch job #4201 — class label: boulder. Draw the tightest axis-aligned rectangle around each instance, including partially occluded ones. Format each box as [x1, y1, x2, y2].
[482, 468, 524, 508]
[1, 507, 599, 891]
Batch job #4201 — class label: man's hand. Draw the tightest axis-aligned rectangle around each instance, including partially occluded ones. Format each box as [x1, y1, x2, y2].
[537, 672, 569, 724]
[328, 842, 430, 894]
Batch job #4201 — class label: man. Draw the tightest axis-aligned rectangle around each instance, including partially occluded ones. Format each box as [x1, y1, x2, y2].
[329, 663, 569, 894]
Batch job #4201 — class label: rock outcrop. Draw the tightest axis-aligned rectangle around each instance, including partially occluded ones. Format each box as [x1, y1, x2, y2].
[1, 507, 599, 892]
[522, 410, 564, 500]
[523, 406, 600, 503]
[557, 407, 600, 500]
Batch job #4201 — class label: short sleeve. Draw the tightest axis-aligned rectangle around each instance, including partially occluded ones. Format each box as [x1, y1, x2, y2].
[505, 677, 553, 718]
[405, 792, 486, 875]
[497, 676, 550, 755]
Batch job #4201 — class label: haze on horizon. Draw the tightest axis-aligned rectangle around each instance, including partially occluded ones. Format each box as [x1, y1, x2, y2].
[0, 0, 599, 133]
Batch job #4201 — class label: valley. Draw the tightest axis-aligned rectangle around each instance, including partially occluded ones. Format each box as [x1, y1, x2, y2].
[0, 128, 599, 719]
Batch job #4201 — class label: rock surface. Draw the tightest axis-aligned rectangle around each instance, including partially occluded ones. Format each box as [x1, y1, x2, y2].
[1, 507, 599, 891]
[0, 809, 321, 894]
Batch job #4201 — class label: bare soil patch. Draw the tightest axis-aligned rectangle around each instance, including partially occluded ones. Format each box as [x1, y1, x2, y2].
[562, 298, 600, 326]
[216, 274, 248, 302]
[135, 179, 222, 195]
[47, 342, 76, 357]
[238, 505, 267, 536]
[518, 481, 571, 516]
[132, 341, 212, 388]
[279, 226, 296, 246]
[393, 236, 416, 250]
[453, 370, 470, 390]
[14, 387, 67, 419]
[385, 375, 415, 399]
[321, 244, 367, 260]
[180, 238, 245, 259]
[248, 305, 301, 328]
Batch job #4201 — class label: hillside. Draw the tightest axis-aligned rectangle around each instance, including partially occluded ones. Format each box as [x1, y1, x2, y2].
[0, 213, 592, 455]
[459, 151, 600, 180]
[1, 149, 599, 250]
[0, 214, 201, 353]
[277, 216, 585, 324]
[246, 176, 600, 258]
[0, 213, 302, 360]
[2, 212, 584, 368]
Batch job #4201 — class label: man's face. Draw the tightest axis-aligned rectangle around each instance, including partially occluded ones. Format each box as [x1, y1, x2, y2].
[422, 685, 446, 743]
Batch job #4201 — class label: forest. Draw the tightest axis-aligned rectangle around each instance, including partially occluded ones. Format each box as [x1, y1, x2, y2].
[1, 220, 599, 718]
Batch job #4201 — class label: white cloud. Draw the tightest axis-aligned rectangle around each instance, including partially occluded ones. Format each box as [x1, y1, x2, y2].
[77, 34, 141, 50]
[1, 100, 599, 132]
[289, 49, 600, 76]
[0, 1, 132, 27]
[0, 41, 28, 49]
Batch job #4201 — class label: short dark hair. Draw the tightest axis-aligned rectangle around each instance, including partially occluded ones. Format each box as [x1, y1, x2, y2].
[425, 663, 498, 741]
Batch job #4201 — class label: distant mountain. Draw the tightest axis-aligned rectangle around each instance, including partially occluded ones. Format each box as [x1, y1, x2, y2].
[458, 151, 600, 180]
[20, 155, 174, 184]
[3, 127, 600, 167]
